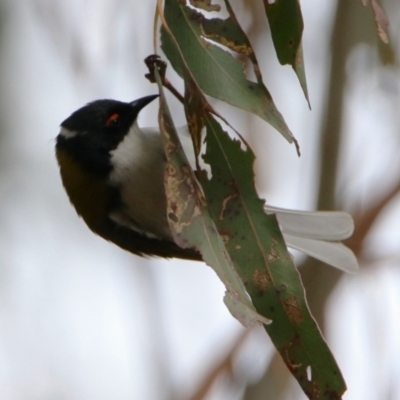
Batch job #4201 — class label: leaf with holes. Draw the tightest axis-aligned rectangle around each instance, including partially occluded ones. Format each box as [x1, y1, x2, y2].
[197, 115, 346, 399]
[155, 67, 271, 328]
[161, 0, 296, 144]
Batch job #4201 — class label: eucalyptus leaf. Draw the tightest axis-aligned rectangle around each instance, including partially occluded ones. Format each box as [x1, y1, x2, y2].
[155, 67, 271, 328]
[161, 0, 296, 144]
[198, 116, 346, 399]
[157, 1, 347, 396]
[264, 0, 310, 104]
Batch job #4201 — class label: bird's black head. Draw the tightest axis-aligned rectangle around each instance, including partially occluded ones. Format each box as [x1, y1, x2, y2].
[56, 95, 158, 176]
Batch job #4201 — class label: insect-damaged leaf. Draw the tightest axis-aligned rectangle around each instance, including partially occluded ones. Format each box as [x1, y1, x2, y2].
[199, 0, 263, 84]
[154, 67, 271, 328]
[161, 0, 296, 145]
[188, 0, 220, 12]
[156, 2, 346, 395]
[198, 116, 346, 399]
[264, 0, 310, 106]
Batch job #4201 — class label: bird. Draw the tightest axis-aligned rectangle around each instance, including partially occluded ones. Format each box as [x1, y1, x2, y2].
[56, 95, 358, 273]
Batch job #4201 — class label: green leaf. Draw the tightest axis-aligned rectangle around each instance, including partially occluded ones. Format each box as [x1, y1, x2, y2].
[293, 41, 310, 108]
[200, 0, 264, 85]
[157, 3, 346, 395]
[154, 67, 271, 328]
[161, 0, 296, 144]
[264, 0, 303, 65]
[264, 0, 310, 105]
[198, 116, 346, 399]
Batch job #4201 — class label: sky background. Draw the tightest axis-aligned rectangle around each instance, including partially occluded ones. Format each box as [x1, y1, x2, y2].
[0, 1, 399, 399]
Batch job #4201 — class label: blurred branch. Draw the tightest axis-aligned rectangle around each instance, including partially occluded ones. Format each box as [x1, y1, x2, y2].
[186, 328, 251, 400]
[300, 0, 363, 325]
[169, 0, 397, 398]
[345, 179, 400, 256]
[274, 0, 379, 337]
[244, 1, 378, 399]
[0, 2, 8, 150]
[243, 351, 292, 400]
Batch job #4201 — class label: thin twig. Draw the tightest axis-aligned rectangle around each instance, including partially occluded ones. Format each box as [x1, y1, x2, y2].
[144, 54, 184, 104]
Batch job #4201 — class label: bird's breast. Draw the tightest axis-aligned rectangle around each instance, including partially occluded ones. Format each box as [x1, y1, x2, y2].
[108, 127, 171, 240]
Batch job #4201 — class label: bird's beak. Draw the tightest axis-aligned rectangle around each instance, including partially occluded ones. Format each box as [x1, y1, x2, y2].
[129, 95, 159, 113]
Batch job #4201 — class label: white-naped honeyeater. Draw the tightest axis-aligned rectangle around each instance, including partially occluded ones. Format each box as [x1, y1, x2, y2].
[56, 95, 358, 273]
[56, 95, 201, 261]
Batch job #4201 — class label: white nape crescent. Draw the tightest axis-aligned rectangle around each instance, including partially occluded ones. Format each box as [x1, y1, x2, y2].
[59, 127, 79, 139]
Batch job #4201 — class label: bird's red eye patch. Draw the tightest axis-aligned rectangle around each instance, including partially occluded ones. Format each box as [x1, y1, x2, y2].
[106, 113, 120, 127]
